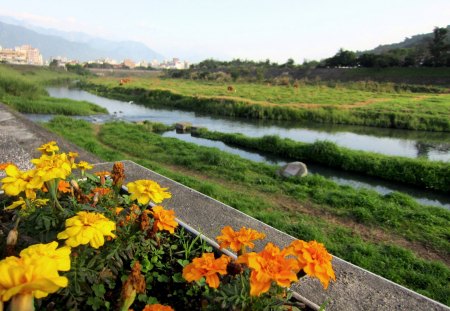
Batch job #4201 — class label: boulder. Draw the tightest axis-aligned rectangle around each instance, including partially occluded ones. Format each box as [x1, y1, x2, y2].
[278, 162, 308, 178]
[175, 122, 192, 133]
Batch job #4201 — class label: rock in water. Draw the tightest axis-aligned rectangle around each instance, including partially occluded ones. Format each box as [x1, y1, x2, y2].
[175, 122, 192, 133]
[279, 162, 308, 178]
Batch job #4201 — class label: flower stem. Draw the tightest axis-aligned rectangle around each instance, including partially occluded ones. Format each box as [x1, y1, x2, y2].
[10, 294, 34, 311]
[46, 180, 64, 212]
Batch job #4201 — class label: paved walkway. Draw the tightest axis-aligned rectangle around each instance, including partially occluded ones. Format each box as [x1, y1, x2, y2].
[0, 103, 99, 176]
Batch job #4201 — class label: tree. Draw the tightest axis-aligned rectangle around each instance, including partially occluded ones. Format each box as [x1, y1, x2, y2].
[325, 49, 357, 67]
[428, 27, 450, 66]
[49, 59, 59, 68]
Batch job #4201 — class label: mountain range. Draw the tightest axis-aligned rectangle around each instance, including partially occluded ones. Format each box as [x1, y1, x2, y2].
[0, 17, 164, 62]
[363, 25, 450, 54]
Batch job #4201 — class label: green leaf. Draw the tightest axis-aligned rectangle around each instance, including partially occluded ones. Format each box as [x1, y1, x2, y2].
[157, 274, 169, 283]
[177, 259, 190, 267]
[172, 273, 185, 283]
[92, 284, 106, 297]
[86, 172, 99, 182]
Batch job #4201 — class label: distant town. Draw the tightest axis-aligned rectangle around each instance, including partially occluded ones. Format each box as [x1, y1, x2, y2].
[0, 44, 189, 69]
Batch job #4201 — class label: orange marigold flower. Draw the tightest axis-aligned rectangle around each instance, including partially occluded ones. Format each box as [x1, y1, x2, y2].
[183, 253, 230, 288]
[115, 207, 124, 215]
[120, 261, 146, 310]
[94, 171, 110, 177]
[140, 212, 150, 232]
[111, 162, 125, 188]
[288, 240, 335, 289]
[237, 243, 300, 296]
[143, 304, 174, 311]
[216, 226, 265, 253]
[58, 180, 71, 193]
[91, 187, 111, 196]
[150, 206, 178, 234]
[0, 162, 14, 170]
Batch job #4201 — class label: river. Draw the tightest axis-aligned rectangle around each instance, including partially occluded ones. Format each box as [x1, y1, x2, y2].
[29, 87, 450, 209]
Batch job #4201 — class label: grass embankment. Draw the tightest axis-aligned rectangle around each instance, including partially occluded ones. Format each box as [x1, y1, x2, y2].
[0, 64, 107, 115]
[80, 77, 450, 131]
[43, 116, 450, 305]
[193, 129, 450, 193]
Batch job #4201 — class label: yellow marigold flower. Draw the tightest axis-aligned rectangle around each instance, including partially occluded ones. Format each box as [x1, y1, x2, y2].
[68, 151, 79, 159]
[1, 166, 42, 199]
[77, 161, 93, 171]
[57, 211, 116, 249]
[288, 240, 335, 289]
[126, 180, 172, 205]
[216, 226, 265, 253]
[19, 241, 71, 272]
[237, 243, 300, 296]
[0, 248, 68, 301]
[32, 153, 72, 182]
[150, 205, 178, 234]
[5, 197, 49, 211]
[5, 197, 27, 210]
[37, 141, 59, 154]
[182, 253, 230, 288]
[143, 304, 175, 311]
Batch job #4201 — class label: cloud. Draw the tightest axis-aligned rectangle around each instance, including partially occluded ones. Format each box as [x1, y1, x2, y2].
[0, 7, 114, 38]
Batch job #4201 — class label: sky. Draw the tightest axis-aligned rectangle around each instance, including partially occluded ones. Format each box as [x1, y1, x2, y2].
[0, 0, 449, 63]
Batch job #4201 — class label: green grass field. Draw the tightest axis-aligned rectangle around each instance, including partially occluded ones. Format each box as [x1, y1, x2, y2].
[0, 64, 107, 115]
[43, 116, 450, 305]
[83, 76, 450, 131]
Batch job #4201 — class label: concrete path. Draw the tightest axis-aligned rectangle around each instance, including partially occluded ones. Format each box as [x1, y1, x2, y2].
[0, 103, 99, 177]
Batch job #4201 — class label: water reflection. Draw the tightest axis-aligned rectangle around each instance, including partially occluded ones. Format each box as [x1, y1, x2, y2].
[46, 87, 450, 162]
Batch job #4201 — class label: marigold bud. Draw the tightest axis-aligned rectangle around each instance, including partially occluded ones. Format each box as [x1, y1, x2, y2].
[6, 228, 18, 246]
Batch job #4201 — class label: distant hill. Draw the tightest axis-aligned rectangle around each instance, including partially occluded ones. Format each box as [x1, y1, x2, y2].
[363, 25, 450, 54]
[0, 20, 163, 62]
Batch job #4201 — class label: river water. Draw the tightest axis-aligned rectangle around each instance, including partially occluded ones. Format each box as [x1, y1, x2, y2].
[29, 87, 450, 209]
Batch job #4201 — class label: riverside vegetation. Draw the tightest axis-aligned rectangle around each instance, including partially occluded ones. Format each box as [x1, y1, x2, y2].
[0, 64, 107, 115]
[79, 75, 450, 131]
[193, 129, 450, 193]
[42, 117, 450, 306]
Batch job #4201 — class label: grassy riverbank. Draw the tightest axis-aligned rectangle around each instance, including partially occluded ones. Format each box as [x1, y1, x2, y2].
[80, 76, 450, 131]
[0, 64, 107, 115]
[193, 129, 450, 193]
[43, 116, 450, 305]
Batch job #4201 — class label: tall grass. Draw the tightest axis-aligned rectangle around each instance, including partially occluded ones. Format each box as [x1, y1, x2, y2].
[0, 64, 107, 115]
[4, 96, 107, 115]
